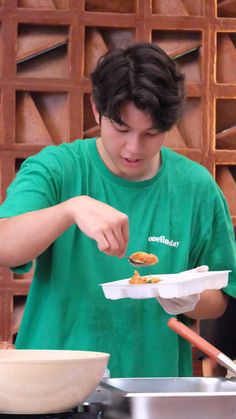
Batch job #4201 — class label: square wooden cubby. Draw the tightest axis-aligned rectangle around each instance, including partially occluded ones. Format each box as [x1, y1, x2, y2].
[166, 98, 202, 149]
[17, 0, 70, 10]
[84, 26, 136, 77]
[216, 99, 236, 150]
[85, 0, 136, 13]
[152, 30, 202, 84]
[217, 33, 236, 84]
[17, 24, 70, 79]
[217, 0, 236, 18]
[15, 90, 69, 145]
[152, 0, 204, 16]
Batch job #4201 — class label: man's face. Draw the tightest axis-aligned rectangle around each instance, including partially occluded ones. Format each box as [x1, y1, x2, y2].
[92, 99, 166, 181]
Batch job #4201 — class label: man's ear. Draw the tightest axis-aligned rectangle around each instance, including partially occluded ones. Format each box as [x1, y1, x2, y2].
[90, 95, 100, 125]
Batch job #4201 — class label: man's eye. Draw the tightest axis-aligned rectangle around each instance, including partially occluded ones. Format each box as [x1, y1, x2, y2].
[114, 125, 129, 133]
[118, 128, 129, 132]
[146, 131, 159, 136]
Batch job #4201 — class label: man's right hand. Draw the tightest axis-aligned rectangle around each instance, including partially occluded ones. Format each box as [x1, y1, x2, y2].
[66, 196, 129, 257]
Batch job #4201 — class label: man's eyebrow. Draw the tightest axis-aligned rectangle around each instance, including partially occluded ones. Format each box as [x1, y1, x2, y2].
[112, 119, 159, 131]
[110, 118, 129, 127]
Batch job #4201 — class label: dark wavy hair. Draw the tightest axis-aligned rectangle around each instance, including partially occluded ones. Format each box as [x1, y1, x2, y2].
[91, 43, 185, 132]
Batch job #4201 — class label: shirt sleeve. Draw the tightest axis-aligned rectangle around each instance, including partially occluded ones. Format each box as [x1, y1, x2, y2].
[0, 146, 62, 273]
[0, 146, 62, 217]
[191, 183, 236, 298]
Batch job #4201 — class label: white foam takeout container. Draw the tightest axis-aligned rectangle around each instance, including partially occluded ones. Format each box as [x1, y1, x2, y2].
[100, 270, 231, 300]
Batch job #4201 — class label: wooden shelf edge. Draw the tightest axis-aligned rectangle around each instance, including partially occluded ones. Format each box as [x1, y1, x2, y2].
[215, 84, 236, 98]
[216, 150, 236, 164]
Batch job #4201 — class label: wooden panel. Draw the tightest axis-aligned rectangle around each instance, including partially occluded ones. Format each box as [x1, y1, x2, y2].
[218, 0, 236, 18]
[18, 0, 69, 10]
[152, 30, 202, 86]
[15, 91, 69, 144]
[217, 33, 236, 84]
[85, 0, 136, 13]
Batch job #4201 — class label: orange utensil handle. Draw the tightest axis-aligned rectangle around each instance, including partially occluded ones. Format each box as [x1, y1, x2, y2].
[168, 317, 220, 360]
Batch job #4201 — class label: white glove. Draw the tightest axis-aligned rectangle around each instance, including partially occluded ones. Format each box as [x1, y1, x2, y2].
[156, 293, 200, 315]
[156, 265, 209, 315]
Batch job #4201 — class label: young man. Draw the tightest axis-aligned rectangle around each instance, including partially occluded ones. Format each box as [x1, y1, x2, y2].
[0, 43, 235, 377]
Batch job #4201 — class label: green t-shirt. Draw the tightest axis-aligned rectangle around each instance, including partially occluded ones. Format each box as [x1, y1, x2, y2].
[0, 138, 235, 378]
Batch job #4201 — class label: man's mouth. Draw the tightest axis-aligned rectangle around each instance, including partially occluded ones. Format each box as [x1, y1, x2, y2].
[123, 158, 141, 163]
[122, 157, 143, 168]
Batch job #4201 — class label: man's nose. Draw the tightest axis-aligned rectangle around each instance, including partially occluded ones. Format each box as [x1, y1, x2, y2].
[125, 134, 142, 153]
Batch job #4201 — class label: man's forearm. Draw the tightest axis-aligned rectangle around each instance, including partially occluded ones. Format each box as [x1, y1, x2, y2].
[186, 289, 228, 320]
[0, 200, 73, 267]
[0, 195, 130, 267]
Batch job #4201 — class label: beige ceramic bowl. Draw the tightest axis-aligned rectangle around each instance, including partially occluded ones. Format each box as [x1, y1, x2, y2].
[0, 349, 109, 414]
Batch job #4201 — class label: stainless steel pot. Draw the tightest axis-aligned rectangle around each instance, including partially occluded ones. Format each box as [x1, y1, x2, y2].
[92, 377, 236, 419]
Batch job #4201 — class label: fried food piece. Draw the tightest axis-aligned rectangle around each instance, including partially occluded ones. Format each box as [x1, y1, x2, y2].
[129, 270, 147, 284]
[129, 270, 160, 284]
[130, 251, 158, 265]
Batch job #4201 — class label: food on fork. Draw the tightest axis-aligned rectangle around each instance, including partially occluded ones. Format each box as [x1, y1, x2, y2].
[129, 270, 161, 284]
[129, 251, 159, 265]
